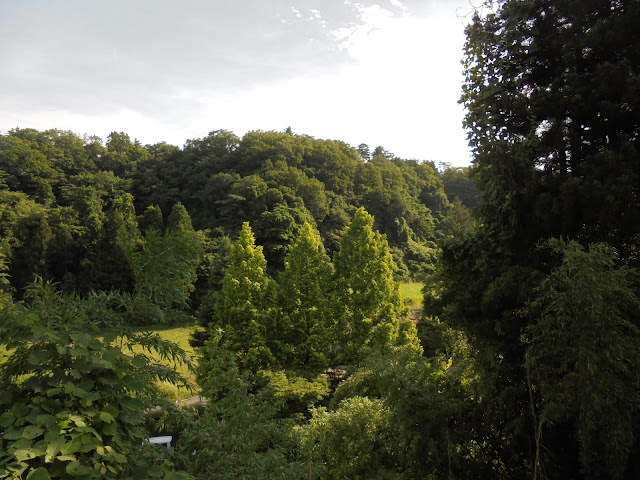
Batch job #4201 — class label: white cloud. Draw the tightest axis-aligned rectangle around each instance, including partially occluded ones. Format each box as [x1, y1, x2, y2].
[0, 0, 473, 166]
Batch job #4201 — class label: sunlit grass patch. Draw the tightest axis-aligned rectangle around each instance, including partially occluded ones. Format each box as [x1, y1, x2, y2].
[400, 282, 423, 309]
[125, 324, 203, 401]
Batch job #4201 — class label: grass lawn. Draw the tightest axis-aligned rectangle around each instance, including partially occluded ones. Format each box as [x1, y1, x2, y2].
[132, 324, 203, 401]
[400, 282, 423, 309]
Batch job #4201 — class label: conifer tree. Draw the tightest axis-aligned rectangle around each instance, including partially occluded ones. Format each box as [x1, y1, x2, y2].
[213, 222, 274, 370]
[138, 204, 164, 233]
[277, 222, 333, 375]
[166, 201, 193, 233]
[428, 1, 640, 476]
[333, 207, 408, 362]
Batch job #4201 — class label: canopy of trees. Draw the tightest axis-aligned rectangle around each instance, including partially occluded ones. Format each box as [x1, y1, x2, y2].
[0, 127, 472, 304]
[0, 125, 475, 478]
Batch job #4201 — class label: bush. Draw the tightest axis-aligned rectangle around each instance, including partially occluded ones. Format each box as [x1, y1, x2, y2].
[0, 281, 192, 479]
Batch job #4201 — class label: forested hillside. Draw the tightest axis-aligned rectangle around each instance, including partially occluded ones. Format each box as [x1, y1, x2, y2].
[0, 127, 473, 299]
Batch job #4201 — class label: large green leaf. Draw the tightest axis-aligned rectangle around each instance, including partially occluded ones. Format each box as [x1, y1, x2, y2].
[102, 330, 117, 344]
[26, 467, 51, 480]
[69, 347, 87, 357]
[44, 436, 65, 463]
[29, 440, 47, 457]
[27, 350, 51, 365]
[56, 454, 77, 462]
[21, 426, 44, 440]
[35, 415, 56, 428]
[60, 437, 83, 455]
[98, 412, 114, 424]
[14, 449, 37, 462]
[65, 461, 92, 476]
[0, 412, 14, 428]
[102, 422, 116, 436]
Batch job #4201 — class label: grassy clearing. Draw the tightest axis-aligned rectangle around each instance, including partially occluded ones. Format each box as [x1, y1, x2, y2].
[400, 282, 423, 309]
[133, 324, 203, 401]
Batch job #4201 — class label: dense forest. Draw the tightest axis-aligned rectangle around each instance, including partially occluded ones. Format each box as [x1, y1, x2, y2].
[1, 0, 640, 479]
[0, 126, 475, 299]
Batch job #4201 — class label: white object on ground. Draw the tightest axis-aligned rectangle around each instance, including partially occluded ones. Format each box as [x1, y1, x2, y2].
[147, 435, 172, 447]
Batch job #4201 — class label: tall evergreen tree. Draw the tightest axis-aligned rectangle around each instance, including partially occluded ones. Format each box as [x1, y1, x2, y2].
[427, 1, 640, 477]
[441, 197, 473, 238]
[138, 204, 164, 233]
[212, 222, 274, 370]
[333, 208, 408, 362]
[167, 201, 194, 234]
[460, 0, 640, 259]
[277, 222, 333, 375]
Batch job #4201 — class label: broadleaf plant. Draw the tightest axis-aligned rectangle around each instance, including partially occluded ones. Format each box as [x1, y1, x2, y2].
[0, 280, 193, 479]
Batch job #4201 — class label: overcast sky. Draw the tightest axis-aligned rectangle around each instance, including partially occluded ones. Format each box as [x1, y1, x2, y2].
[0, 0, 479, 166]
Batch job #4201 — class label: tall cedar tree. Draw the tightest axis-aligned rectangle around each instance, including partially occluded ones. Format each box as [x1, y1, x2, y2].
[428, 1, 640, 478]
[138, 204, 164, 233]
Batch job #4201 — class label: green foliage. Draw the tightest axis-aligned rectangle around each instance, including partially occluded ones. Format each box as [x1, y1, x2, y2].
[0, 281, 192, 479]
[318, 194, 351, 254]
[0, 125, 453, 301]
[125, 227, 203, 325]
[254, 203, 313, 270]
[191, 234, 233, 347]
[138, 204, 164, 233]
[195, 329, 243, 402]
[461, 0, 640, 258]
[167, 202, 194, 234]
[57, 176, 141, 293]
[333, 208, 409, 362]
[325, 342, 484, 479]
[255, 371, 329, 417]
[276, 223, 333, 375]
[0, 133, 58, 204]
[0, 252, 12, 309]
[137, 324, 200, 401]
[100, 132, 149, 177]
[0, 121, 546, 477]
[441, 197, 473, 238]
[8, 205, 52, 293]
[426, 1, 640, 477]
[438, 163, 478, 210]
[297, 397, 398, 480]
[211, 222, 274, 370]
[177, 394, 306, 480]
[525, 240, 640, 479]
[188, 332, 309, 479]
